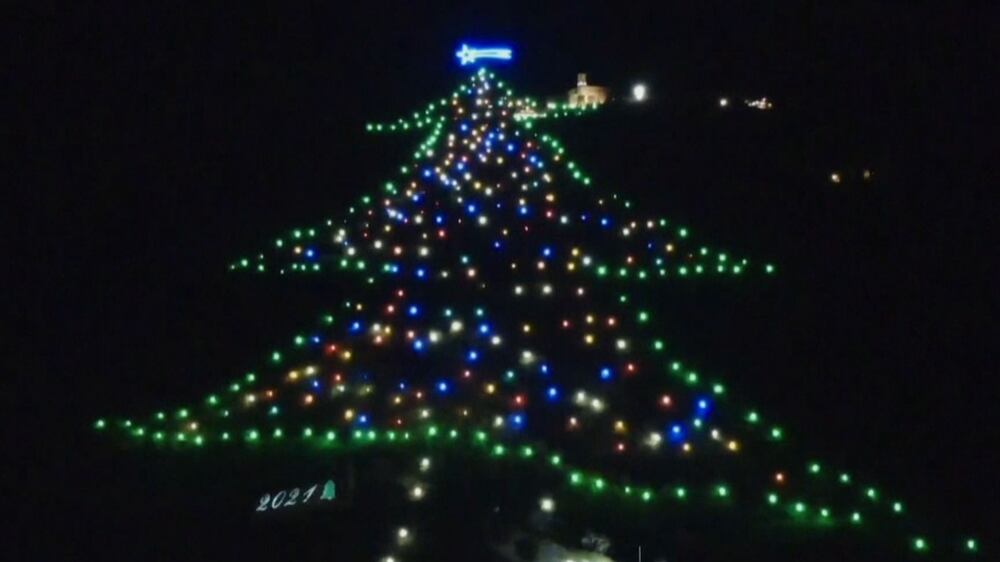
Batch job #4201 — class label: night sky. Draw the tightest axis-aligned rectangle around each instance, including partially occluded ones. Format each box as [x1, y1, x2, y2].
[10, 2, 996, 561]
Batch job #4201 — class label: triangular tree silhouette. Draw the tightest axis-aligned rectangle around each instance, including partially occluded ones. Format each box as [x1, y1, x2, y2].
[98, 45, 978, 560]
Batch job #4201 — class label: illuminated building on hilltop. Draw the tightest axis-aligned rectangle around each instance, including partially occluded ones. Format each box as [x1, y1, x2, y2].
[567, 73, 608, 108]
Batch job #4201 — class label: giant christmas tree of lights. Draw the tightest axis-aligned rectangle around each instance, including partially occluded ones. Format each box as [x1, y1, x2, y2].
[97, 45, 979, 560]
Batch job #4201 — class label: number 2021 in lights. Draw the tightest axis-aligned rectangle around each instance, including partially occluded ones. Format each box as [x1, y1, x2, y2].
[255, 479, 336, 513]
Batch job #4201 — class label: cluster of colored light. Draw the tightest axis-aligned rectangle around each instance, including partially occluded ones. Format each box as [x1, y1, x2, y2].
[103, 55, 979, 559]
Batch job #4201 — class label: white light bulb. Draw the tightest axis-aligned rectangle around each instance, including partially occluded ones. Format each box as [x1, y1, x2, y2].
[632, 83, 647, 102]
[647, 432, 663, 447]
[540, 496, 556, 512]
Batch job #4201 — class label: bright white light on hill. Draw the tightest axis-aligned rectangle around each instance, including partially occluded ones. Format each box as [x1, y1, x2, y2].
[632, 83, 647, 102]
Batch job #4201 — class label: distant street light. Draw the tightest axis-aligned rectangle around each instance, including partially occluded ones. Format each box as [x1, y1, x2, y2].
[632, 83, 648, 102]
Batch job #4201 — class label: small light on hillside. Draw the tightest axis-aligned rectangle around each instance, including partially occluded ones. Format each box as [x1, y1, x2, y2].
[632, 83, 648, 102]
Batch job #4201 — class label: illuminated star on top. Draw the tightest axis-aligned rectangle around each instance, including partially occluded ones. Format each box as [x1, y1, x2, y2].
[455, 43, 513, 66]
